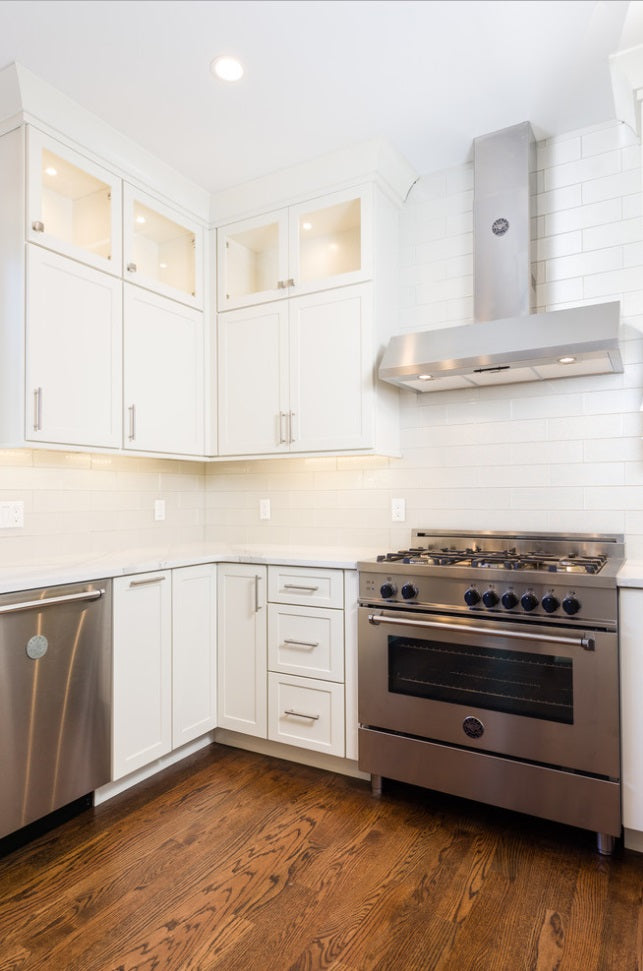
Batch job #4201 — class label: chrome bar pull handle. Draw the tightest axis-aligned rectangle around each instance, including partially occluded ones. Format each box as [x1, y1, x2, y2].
[0, 589, 104, 615]
[33, 387, 42, 431]
[31, 220, 45, 233]
[129, 576, 166, 587]
[289, 411, 296, 444]
[279, 411, 289, 445]
[128, 404, 136, 441]
[254, 574, 262, 612]
[284, 708, 320, 721]
[283, 638, 319, 649]
[284, 583, 319, 592]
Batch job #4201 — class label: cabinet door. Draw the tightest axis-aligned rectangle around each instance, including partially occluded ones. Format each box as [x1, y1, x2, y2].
[123, 184, 204, 309]
[26, 245, 123, 449]
[268, 603, 344, 682]
[217, 208, 289, 311]
[217, 564, 267, 737]
[268, 673, 345, 756]
[112, 572, 172, 780]
[217, 302, 289, 456]
[288, 186, 372, 297]
[172, 564, 217, 748]
[289, 284, 372, 452]
[124, 285, 204, 456]
[26, 126, 121, 275]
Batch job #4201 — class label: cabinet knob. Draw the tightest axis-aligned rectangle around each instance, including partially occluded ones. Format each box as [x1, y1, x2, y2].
[277, 280, 287, 289]
[286, 278, 295, 288]
[126, 262, 137, 273]
[32, 220, 45, 233]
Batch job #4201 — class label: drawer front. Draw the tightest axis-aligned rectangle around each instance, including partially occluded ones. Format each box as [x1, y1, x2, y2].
[268, 673, 345, 757]
[268, 566, 343, 608]
[268, 603, 344, 681]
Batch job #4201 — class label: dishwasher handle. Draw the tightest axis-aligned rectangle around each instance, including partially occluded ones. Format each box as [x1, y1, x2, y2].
[0, 589, 104, 616]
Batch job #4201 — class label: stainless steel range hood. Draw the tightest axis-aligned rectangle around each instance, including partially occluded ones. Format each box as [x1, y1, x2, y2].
[379, 122, 623, 392]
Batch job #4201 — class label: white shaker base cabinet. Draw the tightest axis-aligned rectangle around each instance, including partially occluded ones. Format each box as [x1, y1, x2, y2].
[26, 244, 122, 449]
[113, 565, 217, 781]
[123, 285, 205, 457]
[112, 571, 172, 780]
[217, 564, 268, 737]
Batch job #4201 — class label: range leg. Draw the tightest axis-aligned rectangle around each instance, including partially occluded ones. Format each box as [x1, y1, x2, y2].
[596, 832, 615, 856]
[371, 774, 383, 797]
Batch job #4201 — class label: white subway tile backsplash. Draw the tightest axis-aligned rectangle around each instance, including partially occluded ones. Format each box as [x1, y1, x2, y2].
[544, 151, 621, 192]
[582, 168, 641, 205]
[546, 247, 622, 282]
[545, 198, 621, 236]
[581, 123, 638, 157]
[583, 217, 642, 250]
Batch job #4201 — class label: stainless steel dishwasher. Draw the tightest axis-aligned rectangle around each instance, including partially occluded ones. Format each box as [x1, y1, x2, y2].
[0, 579, 111, 840]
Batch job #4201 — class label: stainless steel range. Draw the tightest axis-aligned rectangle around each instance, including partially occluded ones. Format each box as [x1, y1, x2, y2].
[357, 530, 623, 854]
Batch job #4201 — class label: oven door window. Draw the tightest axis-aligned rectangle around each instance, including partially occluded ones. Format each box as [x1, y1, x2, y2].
[388, 636, 573, 724]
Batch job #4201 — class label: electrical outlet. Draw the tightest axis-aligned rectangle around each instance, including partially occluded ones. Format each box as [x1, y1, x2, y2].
[0, 501, 24, 528]
[391, 498, 406, 522]
[259, 498, 271, 520]
[154, 499, 166, 521]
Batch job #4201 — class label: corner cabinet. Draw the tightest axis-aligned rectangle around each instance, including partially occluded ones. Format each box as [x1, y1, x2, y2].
[218, 284, 372, 455]
[215, 179, 402, 459]
[112, 564, 216, 781]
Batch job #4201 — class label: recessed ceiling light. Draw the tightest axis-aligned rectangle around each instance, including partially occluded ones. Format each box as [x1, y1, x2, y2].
[558, 356, 576, 364]
[418, 374, 433, 381]
[211, 55, 244, 82]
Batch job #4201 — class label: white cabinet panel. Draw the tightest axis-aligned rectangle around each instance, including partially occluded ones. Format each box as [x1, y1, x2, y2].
[268, 566, 344, 608]
[172, 564, 217, 748]
[26, 245, 122, 449]
[619, 588, 643, 831]
[112, 572, 172, 780]
[124, 284, 204, 456]
[217, 302, 289, 455]
[268, 673, 345, 757]
[217, 564, 267, 737]
[217, 208, 289, 311]
[26, 126, 122, 275]
[268, 603, 344, 681]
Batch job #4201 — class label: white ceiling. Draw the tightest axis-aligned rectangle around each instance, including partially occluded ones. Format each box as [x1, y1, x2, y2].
[0, 0, 633, 196]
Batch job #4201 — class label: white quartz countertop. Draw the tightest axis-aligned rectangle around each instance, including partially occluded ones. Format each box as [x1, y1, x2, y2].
[617, 562, 643, 588]
[0, 543, 382, 595]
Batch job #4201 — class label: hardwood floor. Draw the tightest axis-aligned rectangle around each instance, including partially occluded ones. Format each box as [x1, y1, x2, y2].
[1, 743, 642, 970]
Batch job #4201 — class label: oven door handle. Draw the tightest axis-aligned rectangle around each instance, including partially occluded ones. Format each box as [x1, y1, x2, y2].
[367, 612, 595, 651]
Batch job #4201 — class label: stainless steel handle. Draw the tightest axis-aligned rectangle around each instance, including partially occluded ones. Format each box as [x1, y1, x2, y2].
[279, 411, 289, 445]
[284, 708, 320, 721]
[126, 262, 137, 273]
[33, 387, 42, 431]
[286, 278, 295, 288]
[283, 638, 320, 649]
[289, 411, 295, 444]
[129, 576, 166, 587]
[367, 612, 595, 651]
[254, 574, 262, 612]
[128, 404, 136, 441]
[284, 584, 320, 592]
[31, 220, 45, 233]
[0, 589, 104, 615]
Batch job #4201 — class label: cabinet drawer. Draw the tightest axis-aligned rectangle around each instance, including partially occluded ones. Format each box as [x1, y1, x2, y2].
[268, 603, 343, 681]
[268, 673, 344, 757]
[268, 566, 343, 608]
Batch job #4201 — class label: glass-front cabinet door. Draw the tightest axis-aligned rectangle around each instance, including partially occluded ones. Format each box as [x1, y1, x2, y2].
[26, 126, 122, 275]
[289, 186, 371, 295]
[217, 209, 289, 311]
[123, 184, 204, 309]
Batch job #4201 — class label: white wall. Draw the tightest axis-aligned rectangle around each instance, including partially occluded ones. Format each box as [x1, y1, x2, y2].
[205, 120, 643, 557]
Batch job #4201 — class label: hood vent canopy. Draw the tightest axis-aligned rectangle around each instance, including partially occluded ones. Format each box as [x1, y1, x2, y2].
[379, 122, 622, 392]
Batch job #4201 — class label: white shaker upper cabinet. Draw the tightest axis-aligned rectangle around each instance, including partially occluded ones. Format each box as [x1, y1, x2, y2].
[26, 245, 123, 449]
[217, 186, 371, 312]
[26, 126, 122, 276]
[123, 285, 205, 457]
[123, 184, 204, 310]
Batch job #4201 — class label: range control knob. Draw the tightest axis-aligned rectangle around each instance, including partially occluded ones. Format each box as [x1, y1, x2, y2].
[502, 591, 518, 609]
[380, 582, 397, 599]
[401, 583, 418, 600]
[464, 587, 481, 607]
[541, 594, 560, 614]
[521, 592, 539, 612]
[562, 595, 581, 616]
[482, 589, 499, 608]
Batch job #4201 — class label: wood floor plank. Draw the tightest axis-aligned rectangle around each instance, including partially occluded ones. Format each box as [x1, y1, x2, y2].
[0, 743, 642, 971]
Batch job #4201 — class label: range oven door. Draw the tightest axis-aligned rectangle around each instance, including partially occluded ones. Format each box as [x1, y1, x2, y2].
[358, 606, 619, 779]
